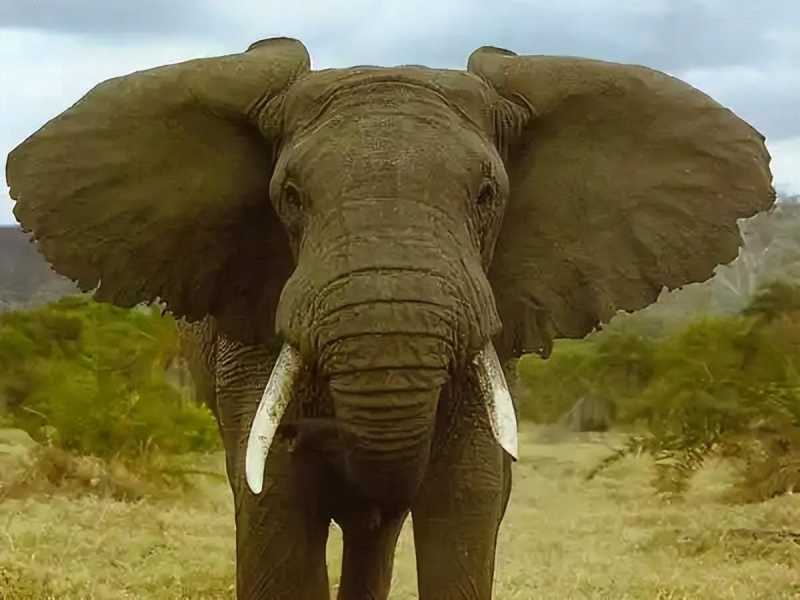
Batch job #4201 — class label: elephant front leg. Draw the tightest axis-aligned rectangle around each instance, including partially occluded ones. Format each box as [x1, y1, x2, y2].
[231, 460, 331, 600]
[411, 390, 512, 600]
[335, 510, 407, 600]
[215, 336, 332, 600]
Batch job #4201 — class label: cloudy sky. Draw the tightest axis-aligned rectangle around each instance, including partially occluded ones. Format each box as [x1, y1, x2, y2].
[1, 0, 798, 225]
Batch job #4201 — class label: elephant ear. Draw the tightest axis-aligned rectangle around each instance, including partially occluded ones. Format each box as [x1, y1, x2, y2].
[6, 37, 309, 343]
[469, 47, 775, 358]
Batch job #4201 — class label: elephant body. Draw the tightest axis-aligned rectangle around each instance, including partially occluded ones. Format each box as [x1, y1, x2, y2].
[7, 36, 774, 598]
[179, 316, 510, 598]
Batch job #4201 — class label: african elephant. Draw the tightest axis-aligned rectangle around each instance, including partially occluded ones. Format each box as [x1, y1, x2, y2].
[6, 37, 773, 599]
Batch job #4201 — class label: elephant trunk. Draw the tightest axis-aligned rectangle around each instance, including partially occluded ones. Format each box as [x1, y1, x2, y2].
[318, 302, 453, 508]
[328, 382, 441, 508]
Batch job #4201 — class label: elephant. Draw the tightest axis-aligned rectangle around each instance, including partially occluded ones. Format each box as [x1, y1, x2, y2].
[6, 37, 774, 599]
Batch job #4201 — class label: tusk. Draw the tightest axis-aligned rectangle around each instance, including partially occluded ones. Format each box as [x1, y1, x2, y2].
[473, 342, 519, 460]
[245, 343, 304, 494]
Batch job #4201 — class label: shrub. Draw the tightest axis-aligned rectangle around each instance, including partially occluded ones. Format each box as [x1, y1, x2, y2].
[0, 297, 219, 460]
[519, 281, 800, 501]
[517, 332, 656, 424]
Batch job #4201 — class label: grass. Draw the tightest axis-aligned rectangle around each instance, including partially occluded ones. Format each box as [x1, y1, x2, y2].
[2, 426, 799, 599]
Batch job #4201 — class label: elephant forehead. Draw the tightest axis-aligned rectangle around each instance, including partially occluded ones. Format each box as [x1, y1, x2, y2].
[283, 67, 496, 135]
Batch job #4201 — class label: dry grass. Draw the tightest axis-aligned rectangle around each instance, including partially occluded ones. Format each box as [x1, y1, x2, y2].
[2, 426, 799, 599]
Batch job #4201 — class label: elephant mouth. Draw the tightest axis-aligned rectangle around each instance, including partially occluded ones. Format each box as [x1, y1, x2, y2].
[244, 342, 518, 495]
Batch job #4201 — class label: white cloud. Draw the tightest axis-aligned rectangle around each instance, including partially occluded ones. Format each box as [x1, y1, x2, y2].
[3, 3, 798, 224]
[0, 1, 231, 36]
[768, 137, 800, 196]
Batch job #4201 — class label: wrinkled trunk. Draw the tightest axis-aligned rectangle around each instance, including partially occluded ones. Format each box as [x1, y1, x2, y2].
[328, 383, 441, 507]
[275, 199, 501, 508]
[314, 270, 457, 507]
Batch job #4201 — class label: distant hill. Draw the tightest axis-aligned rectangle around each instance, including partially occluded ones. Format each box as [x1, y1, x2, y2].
[0, 227, 79, 312]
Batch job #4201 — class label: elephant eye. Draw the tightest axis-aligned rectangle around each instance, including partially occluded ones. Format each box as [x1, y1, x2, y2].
[283, 182, 304, 212]
[476, 180, 496, 207]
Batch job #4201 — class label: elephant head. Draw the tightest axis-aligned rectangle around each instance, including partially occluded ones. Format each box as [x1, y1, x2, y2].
[6, 38, 774, 509]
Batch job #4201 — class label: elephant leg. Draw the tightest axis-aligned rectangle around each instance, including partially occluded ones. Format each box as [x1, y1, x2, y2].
[335, 510, 408, 600]
[411, 388, 512, 600]
[232, 470, 331, 600]
[215, 335, 331, 600]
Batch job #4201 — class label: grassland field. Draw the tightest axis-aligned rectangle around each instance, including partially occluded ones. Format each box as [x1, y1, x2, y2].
[1, 425, 799, 599]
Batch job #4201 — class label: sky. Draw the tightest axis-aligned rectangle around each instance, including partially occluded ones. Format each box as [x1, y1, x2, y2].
[1, 0, 798, 225]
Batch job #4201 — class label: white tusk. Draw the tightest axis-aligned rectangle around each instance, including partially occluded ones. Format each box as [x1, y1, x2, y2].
[473, 342, 519, 460]
[245, 343, 304, 494]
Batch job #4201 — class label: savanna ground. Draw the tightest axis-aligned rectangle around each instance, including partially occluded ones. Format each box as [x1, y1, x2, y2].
[2, 425, 799, 599]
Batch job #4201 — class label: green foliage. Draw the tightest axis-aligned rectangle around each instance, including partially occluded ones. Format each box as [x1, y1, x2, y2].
[742, 280, 800, 322]
[518, 340, 601, 422]
[0, 296, 219, 459]
[522, 281, 800, 501]
[517, 333, 656, 423]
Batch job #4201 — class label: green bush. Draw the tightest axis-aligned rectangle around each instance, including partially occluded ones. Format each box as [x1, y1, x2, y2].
[517, 339, 600, 422]
[520, 282, 800, 500]
[0, 296, 219, 459]
[517, 333, 656, 423]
